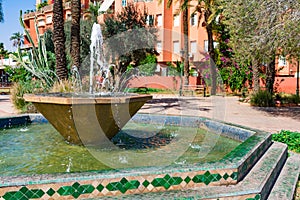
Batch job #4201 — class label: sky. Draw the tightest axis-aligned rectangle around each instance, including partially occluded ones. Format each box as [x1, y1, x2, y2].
[0, 0, 36, 52]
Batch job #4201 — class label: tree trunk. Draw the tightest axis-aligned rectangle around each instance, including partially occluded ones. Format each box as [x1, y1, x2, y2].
[252, 59, 260, 94]
[205, 9, 216, 95]
[266, 57, 275, 94]
[53, 0, 68, 80]
[182, 8, 189, 86]
[71, 0, 81, 69]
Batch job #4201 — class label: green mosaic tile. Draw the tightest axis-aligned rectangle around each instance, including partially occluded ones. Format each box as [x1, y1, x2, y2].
[143, 180, 150, 187]
[192, 174, 205, 183]
[164, 174, 171, 181]
[223, 173, 229, 180]
[203, 177, 211, 185]
[19, 187, 28, 194]
[184, 176, 191, 184]
[120, 177, 128, 185]
[32, 189, 45, 199]
[151, 178, 165, 187]
[57, 186, 75, 196]
[246, 194, 261, 200]
[106, 182, 117, 191]
[106, 179, 140, 194]
[25, 190, 35, 199]
[97, 184, 104, 192]
[46, 188, 55, 196]
[211, 174, 222, 182]
[163, 182, 171, 189]
[72, 182, 80, 189]
[204, 171, 211, 178]
[2, 191, 16, 200]
[73, 191, 81, 199]
[81, 185, 95, 194]
[230, 172, 238, 180]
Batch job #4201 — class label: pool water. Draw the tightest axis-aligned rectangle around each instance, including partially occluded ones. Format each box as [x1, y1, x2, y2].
[0, 122, 241, 176]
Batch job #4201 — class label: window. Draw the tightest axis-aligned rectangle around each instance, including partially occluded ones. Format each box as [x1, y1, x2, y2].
[157, 41, 162, 53]
[37, 19, 45, 26]
[204, 40, 218, 52]
[46, 15, 52, 24]
[173, 41, 180, 55]
[190, 41, 197, 53]
[66, 11, 72, 20]
[146, 15, 154, 26]
[157, 14, 162, 26]
[173, 14, 180, 27]
[122, 0, 127, 7]
[190, 13, 197, 26]
[278, 56, 287, 66]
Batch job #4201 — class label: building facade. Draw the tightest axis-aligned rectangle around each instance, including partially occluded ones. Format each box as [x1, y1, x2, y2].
[23, 0, 297, 77]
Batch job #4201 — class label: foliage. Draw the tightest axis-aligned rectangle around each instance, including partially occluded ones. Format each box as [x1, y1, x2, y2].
[194, 0, 221, 94]
[9, 32, 24, 49]
[43, 29, 55, 53]
[221, 0, 300, 93]
[275, 93, 300, 105]
[86, 1, 101, 22]
[137, 54, 157, 76]
[102, 3, 157, 90]
[37, 1, 48, 10]
[214, 21, 252, 92]
[0, 42, 8, 58]
[50, 79, 77, 93]
[166, 61, 182, 76]
[10, 81, 45, 113]
[10, 11, 58, 88]
[4, 66, 32, 83]
[272, 130, 300, 153]
[125, 87, 168, 94]
[64, 20, 93, 66]
[250, 90, 275, 107]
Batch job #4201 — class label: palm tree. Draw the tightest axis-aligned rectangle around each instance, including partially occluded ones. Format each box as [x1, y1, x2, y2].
[163, 0, 190, 86]
[195, 0, 219, 95]
[10, 32, 24, 49]
[0, 0, 3, 22]
[53, 0, 68, 80]
[70, 0, 81, 69]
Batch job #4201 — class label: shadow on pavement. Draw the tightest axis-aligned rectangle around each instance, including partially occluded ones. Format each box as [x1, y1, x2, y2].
[253, 106, 300, 121]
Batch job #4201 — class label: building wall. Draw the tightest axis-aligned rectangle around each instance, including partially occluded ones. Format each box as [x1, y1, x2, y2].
[26, 0, 297, 77]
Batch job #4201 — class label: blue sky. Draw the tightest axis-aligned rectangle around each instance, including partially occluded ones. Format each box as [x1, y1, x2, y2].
[0, 0, 36, 52]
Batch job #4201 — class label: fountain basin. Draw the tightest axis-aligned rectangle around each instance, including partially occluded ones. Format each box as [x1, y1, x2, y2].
[23, 93, 152, 145]
[0, 114, 273, 199]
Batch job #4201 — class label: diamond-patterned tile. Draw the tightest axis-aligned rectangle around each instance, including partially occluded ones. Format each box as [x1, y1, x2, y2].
[46, 188, 56, 197]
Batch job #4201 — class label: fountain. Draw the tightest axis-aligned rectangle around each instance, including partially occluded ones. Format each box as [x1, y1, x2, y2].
[1, 23, 299, 200]
[23, 23, 152, 145]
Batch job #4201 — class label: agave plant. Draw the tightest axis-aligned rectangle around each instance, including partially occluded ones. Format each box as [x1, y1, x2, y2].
[9, 10, 58, 88]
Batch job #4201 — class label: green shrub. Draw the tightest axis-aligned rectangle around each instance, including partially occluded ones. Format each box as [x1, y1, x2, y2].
[250, 90, 275, 107]
[10, 81, 46, 113]
[272, 130, 300, 153]
[275, 93, 300, 105]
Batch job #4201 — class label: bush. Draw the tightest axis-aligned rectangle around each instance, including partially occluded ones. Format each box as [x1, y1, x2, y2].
[272, 130, 300, 153]
[275, 93, 300, 105]
[250, 90, 275, 107]
[10, 81, 45, 113]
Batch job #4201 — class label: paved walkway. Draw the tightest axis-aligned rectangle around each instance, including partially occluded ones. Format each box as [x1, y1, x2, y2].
[140, 94, 300, 133]
[0, 94, 299, 134]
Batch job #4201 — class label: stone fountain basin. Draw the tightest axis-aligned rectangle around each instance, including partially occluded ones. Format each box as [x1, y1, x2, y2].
[23, 93, 152, 145]
[0, 113, 273, 199]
